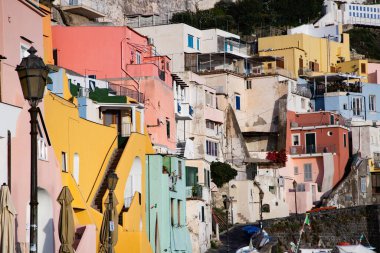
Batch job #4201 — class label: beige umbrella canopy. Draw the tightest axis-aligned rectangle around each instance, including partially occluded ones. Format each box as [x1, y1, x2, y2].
[57, 186, 75, 253]
[99, 193, 118, 253]
[0, 184, 17, 253]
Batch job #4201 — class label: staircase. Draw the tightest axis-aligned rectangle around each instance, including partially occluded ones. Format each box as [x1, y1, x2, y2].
[93, 147, 124, 213]
[237, 212, 249, 224]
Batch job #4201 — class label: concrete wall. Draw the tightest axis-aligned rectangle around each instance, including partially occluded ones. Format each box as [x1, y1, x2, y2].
[368, 63, 380, 84]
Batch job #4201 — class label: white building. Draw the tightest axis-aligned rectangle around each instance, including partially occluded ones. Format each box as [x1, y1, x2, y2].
[313, 0, 380, 28]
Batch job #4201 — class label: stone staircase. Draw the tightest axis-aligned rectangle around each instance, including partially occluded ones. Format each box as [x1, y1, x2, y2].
[237, 212, 250, 224]
[93, 147, 125, 213]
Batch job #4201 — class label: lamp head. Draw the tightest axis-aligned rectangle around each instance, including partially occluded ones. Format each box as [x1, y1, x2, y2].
[107, 172, 119, 191]
[15, 47, 49, 106]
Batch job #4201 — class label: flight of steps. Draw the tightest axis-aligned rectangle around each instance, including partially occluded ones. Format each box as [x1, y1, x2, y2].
[237, 212, 250, 224]
[93, 148, 124, 213]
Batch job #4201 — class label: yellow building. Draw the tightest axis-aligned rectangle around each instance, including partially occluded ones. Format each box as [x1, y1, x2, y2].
[257, 29, 367, 79]
[44, 68, 155, 253]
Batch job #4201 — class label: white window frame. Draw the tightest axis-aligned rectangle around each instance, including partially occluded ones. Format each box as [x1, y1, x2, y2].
[352, 97, 363, 116]
[136, 52, 141, 64]
[61, 152, 68, 172]
[291, 133, 300, 146]
[206, 140, 218, 157]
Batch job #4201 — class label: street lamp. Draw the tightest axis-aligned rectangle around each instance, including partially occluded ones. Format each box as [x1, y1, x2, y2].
[16, 46, 49, 253]
[259, 190, 264, 233]
[107, 172, 118, 253]
[223, 196, 231, 253]
[293, 180, 298, 215]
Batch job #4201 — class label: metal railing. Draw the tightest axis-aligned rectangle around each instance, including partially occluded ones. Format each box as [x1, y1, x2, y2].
[289, 144, 336, 155]
[186, 185, 203, 199]
[108, 83, 144, 103]
[60, 0, 106, 14]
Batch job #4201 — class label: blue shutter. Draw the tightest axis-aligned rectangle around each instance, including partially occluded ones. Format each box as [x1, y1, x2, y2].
[236, 96, 241, 110]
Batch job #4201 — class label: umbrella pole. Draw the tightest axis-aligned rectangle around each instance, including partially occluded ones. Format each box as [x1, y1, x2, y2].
[29, 106, 39, 253]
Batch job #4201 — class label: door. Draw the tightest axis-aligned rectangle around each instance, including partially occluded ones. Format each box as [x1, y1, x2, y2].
[312, 185, 316, 202]
[305, 133, 316, 153]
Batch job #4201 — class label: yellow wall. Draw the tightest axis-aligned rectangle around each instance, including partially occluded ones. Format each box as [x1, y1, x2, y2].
[40, 4, 54, 65]
[336, 59, 368, 82]
[44, 69, 154, 253]
[258, 33, 351, 78]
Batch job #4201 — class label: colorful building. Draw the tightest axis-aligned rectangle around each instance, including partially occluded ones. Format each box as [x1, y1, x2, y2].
[52, 26, 176, 154]
[0, 0, 62, 252]
[146, 154, 192, 253]
[285, 111, 350, 213]
[45, 67, 155, 253]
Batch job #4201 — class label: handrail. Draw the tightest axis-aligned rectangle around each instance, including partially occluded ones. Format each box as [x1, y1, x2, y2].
[86, 135, 118, 203]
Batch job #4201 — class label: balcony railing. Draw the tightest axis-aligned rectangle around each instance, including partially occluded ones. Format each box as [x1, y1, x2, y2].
[186, 185, 203, 199]
[289, 144, 336, 155]
[108, 83, 144, 103]
[60, 0, 106, 18]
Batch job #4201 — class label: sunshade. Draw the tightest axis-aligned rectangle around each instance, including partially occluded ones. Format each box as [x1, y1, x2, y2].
[99, 193, 119, 253]
[0, 185, 16, 253]
[57, 186, 75, 253]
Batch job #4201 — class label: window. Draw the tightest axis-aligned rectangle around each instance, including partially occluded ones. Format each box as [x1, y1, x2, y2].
[268, 63, 272, 69]
[196, 37, 200, 50]
[38, 138, 48, 161]
[201, 206, 205, 222]
[204, 169, 210, 188]
[206, 140, 218, 157]
[292, 134, 300, 146]
[171, 198, 175, 225]
[360, 177, 367, 193]
[330, 114, 335, 125]
[186, 166, 198, 186]
[372, 173, 380, 193]
[136, 52, 141, 64]
[166, 119, 170, 139]
[361, 63, 366, 74]
[246, 80, 252, 89]
[73, 153, 80, 184]
[343, 103, 348, 110]
[205, 91, 215, 107]
[178, 160, 182, 179]
[262, 204, 270, 213]
[297, 183, 306, 192]
[352, 97, 363, 116]
[187, 34, 194, 48]
[294, 166, 299, 175]
[369, 95, 376, 111]
[178, 200, 182, 225]
[206, 120, 215, 130]
[61, 152, 68, 172]
[304, 163, 312, 182]
[235, 94, 241, 110]
[344, 133, 347, 148]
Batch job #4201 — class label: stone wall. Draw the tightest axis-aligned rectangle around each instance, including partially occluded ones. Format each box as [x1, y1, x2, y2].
[263, 205, 380, 252]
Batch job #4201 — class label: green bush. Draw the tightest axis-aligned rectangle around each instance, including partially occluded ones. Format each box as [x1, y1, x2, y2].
[210, 162, 237, 188]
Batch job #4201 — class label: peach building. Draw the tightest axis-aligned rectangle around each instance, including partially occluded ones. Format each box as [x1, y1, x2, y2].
[284, 111, 350, 213]
[52, 26, 176, 153]
[368, 62, 380, 84]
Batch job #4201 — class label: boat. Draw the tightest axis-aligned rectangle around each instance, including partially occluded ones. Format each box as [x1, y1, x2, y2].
[235, 238, 259, 253]
[298, 249, 332, 253]
[337, 245, 376, 253]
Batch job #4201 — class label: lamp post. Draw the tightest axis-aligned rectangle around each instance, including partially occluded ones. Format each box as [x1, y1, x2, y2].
[16, 47, 49, 253]
[259, 190, 264, 233]
[107, 172, 118, 253]
[223, 196, 231, 253]
[293, 180, 298, 215]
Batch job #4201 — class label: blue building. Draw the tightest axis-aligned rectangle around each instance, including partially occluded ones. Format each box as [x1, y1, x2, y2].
[317, 83, 380, 121]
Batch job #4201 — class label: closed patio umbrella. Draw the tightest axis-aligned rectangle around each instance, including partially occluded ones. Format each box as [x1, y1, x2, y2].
[0, 184, 16, 253]
[99, 193, 118, 253]
[57, 186, 75, 253]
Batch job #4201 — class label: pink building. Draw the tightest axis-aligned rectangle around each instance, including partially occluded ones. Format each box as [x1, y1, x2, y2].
[284, 111, 349, 213]
[0, 0, 61, 251]
[368, 62, 380, 84]
[52, 26, 176, 153]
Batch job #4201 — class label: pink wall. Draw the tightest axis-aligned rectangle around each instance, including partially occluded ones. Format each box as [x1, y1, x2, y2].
[368, 63, 380, 84]
[1, 0, 62, 250]
[52, 26, 176, 151]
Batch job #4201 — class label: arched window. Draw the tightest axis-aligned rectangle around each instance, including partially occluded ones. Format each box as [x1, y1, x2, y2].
[124, 157, 142, 208]
[262, 204, 270, 213]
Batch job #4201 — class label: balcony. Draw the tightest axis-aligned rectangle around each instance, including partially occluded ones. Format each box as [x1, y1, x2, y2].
[108, 83, 144, 103]
[186, 185, 203, 199]
[289, 144, 336, 156]
[205, 106, 224, 123]
[176, 102, 194, 120]
[60, 0, 106, 19]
